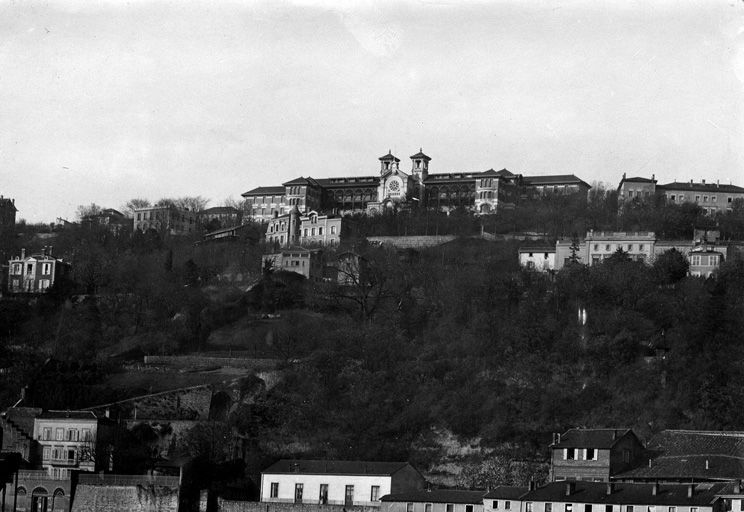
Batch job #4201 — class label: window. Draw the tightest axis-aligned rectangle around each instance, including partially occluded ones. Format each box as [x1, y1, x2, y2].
[627, 506, 634, 512]
[703, 195, 708, 202]
[345, 485, 354, 505]
[26, 263, 34, 275]
[311, 228, 316, 236]
[606, 507, 612, 512]
[566, 505, 573, 512]
[294, 483, 303, 503]
[66, 429, 78, 441]
[67, 449, 75, 462]
[82, 429, 92, 441]
[331, 226, 337, 235]
[319, 227, 323, 235]
[505, 502, 511, 510]
[42, 263, 52, 275]
[623, 449, 630, 463]
[42, 447, 50, 460]
[426, 504, 433, 512]
[648, 507, 655, 512]
[546, 504, 553, 512]
[605, 244, 610, 251]
[407, 504, 414, 512]
[691, 255, 702, 266]
[691, 508, 698, 512]
[52, 447, 63, 460]
[639, 244, 644, 251]
[695, 195, 701, 202]
[55, 428, 64, 441]
[466, 506, 474, 512]
[713, 196, 717, 202]
[526, 503, 533, 512]
[566, 448, 576, 460]
[669, 507, 676, 512]
[270, 482, 279, 498]
[371, 486, 380, 502]
[319, 484, 328, 504]
[586, 448, 596, 460]
[493, 501, 499, 509]
[585, 505, 592, 512]
[447, 505, 454, 512]
[729, 197, 733, 203]
[43, 428, 52, 440]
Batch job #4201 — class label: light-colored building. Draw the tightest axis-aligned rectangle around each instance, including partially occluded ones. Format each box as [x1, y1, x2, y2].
[260, 460, 426, 507]
[266, 208, 347, 247]
[585, 232, 656, 265]
[483, 486, 528, 512]
[33, 410, 111, 479]
[550, 429, 644, 482]
[688, 245, 725, 278]
[198, 206, 241, 228]
[262, 249, 324, 281]
[521, 481, 727, 512]
[381, 489, 488, 512]
[7, 248, 70, 294]
[519, 246, 556, 272]
[133, 205, 197, 235]
[617, 174, 657, 206]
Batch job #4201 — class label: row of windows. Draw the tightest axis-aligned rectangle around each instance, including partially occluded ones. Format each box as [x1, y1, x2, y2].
[270, 482, 380, 503]
[564, 448, 598, 460]
[41, 427, 92, 442]
[592, 243, 646, 252]
[524, 504, 693, 512]
[690, 254, 720, 266]
[246, 196, 287, 205]
[10, 263, 53, 276]
[42, 446, 77, 462]
[410, 504, 472, 512]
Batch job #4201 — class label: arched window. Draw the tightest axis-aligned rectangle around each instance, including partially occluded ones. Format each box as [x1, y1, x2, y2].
[16, 487, 26, 496]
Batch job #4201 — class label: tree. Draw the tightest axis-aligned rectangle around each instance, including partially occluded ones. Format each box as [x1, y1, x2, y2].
[123, 198, 151, 217]
[568, 234, 582, 265]
[653, 248, 689, 285]
[76, 203, 103, 221]
[174, 196, 210, 212]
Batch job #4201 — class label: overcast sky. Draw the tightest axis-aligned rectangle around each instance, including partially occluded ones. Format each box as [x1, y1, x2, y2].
[2, 0, 744, 222]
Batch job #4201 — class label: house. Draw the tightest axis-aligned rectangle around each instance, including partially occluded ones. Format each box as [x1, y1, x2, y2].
[265, 207, 348, 247]
[133, 205, 197, 235]
[7, 248, 70, 294]
[380, 489, 488, 512]
[242, 149, 590, 220]
[33, 410, 113, 479]
[550, 429, 645, 482]
[520, 480, 727, 512]
[519, 246, 556, 272]
[688, 245, 724, 278]
[198, 206, 241, 229]
[617, 175, 658, 206]
[80, 208, 131, 236]
[584, 232, 656, 265]
[613, 430, 744, 483]
[260, 460, 426, 507]
[262, 248, 324, 281]
[483, 486, 529, 512]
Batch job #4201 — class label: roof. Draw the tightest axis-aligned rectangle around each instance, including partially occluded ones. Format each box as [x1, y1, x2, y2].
[315, 176, 380, 188]
[522, 175, 591, 188]
[658, 182, 744, 194]
[38, 410, 98, 421]
[242, 186, 286, 197]
[262, 460, 411, 476]
[381, 490, 487, 504]
[552, 429, 633, 449]
[283, 176, 321, 187]
[616, 430, 744, 481]
[480, 168, 515, 177]
[484, 486, 529, 500]
[0, 198, 17, 211]
[379, 151, 401, 162]
[2, 407, 42, 437]
[409, 149, 432, 161]
[621, 177, 657, 184]
[519, 246, 555, 253]
[200, 206, 239, 215]
[522, 481, 727, 506]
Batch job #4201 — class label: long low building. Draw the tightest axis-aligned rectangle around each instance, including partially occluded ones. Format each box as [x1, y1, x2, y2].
[381, 489, 488, 512]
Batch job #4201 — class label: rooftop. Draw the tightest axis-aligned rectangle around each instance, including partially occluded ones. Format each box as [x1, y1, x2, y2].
[484, 486, 529, 500]
[38, 410, 98, 421]
[200, 206, 239, 215]
[523, 481, 727, 506]
[658, 182, 744, 194]
[242, 186, 286, 197]
[262, 459, 411, 476]
[552, 428, 633, 449]
[522, 174, 591, 188]
[381, 490, 487, 504]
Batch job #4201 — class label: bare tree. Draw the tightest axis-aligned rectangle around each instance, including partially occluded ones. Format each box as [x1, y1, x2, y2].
[174, 196, 210, 212]
[76, 203, 103, 221]
[122, 198, 151, 217]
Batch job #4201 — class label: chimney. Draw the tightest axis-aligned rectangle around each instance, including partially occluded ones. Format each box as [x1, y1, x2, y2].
[652, 174, 655, 181]
[652, 482, 659, 496]
[648, 459, 652, 468]
[21, 248, 25, 259]
[105, 407, 110, 418]
[687, 484, 694, 498]
[623, 172, 627, 180]
[606, 483, 614, 495]
[565, 482, 575, 496]
[557, 433, 561, 444]
[702, 179, 706, 185]
[48, 246, 53, 257]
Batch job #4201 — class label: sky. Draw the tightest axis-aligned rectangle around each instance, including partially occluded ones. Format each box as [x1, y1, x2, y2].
[2, 0, 744, 222]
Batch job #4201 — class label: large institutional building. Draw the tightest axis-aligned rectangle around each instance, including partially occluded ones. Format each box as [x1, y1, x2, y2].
[617, 174, 744, 214]
[242, 150, 591, 221]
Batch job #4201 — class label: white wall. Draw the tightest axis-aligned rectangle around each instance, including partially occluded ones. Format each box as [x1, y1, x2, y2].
[261, 473, 392, 506]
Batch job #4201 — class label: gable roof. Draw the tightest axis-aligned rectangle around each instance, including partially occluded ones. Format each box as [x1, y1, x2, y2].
[379, 151, 401, 162]
[262, 459, 411, 476]
[242, 186, 285, 197]
[657, 182, 744, 194]
[409, 149, 431, 161]
[523, 175, 591, 188]
[552, 428, 634, 449]
[484, 486, 529, 500]
[616, 430, 744, 481]
[522, 481, 727, 506]
[283, 176, 321, 187]
[381, 490, 487, 504]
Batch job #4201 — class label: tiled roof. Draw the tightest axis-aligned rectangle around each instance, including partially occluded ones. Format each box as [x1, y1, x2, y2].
[523, 175, 591, 188]
[621, 177, 657, 184]
[409, 150, 431, 161]
[242, 186, 285, 196]
[552, 428, 632, 449]
[658, 182, 744, 194]
[200, 206, 239, 214]
[484, 486, 529, 500]
[262, 460, 410, 476]
[480, 168, 514, 177]
[381, 490, 487, 504]
[38, 410, 97, 420]
[616, 430, 744, 481]
[316, 176, 380, 188]
[379, 151, 401, 162]
[519, 246, 555, 253]
[522, 481, 727, 506]
[283, 177, 321, 187]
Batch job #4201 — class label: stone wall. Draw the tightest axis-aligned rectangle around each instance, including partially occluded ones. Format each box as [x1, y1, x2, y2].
[218, 500, 381, 512]
[366, 236, 457, 249]
[71, 484, 179, 512]
[144, 355, 280, 370]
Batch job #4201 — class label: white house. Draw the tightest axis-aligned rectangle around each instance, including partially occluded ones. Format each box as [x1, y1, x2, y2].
[519, 247, 556, 272]
[260, 460, 426, 507]
[380, 489, 488, 512]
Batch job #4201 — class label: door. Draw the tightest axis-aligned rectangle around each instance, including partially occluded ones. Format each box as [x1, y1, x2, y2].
[345, 485, 354, 506]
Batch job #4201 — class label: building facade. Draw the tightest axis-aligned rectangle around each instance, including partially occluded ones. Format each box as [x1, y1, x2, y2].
[260, 460, 425, 507]
[266, 207, 348, 247]
[243, 150, 590, 221]
[198, 206, 241, 229]
[617, 174, 744, 214]
[519, 246, 556, 272]
[262, 249, 324, 281]
[381, 490, 488, 512]
[133, 206, 197, 235]
[550, 429, 645, 482]
[0, 195, 17, 233]
[483, 486, 529, 512]
[585, 232, 656, 265]
[7, 248, 70, 294]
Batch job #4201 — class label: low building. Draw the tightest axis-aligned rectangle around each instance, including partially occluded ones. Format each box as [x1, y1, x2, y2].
[1, 406, 42, 463]
[262, 249, 324, 281]
[80, 208, 131, 236]
[519, 246, 556, 272]
[688, 245, 724, 278]
[521, 481, 727, 512]
[483, 486, 528, 512]
[7, 248, 70, 294]
[33, 410, 112, 479]
[617, 174, 657, 206]
[3, 469, 72, 512]
[585, 232, 656, 265]
[555, 239, 588, 269]
[133, 205, 197, 235]
[381, 489, 488, 512]
[659, 180, 744, 215]
[550, 429, 644, 482]
[260, 460, 426, 507]
[199, 206, 241, 229]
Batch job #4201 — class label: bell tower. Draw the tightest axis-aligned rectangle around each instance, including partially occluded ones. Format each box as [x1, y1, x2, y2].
[379, 150, 400, 174]
[410, 148, 431, 183]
